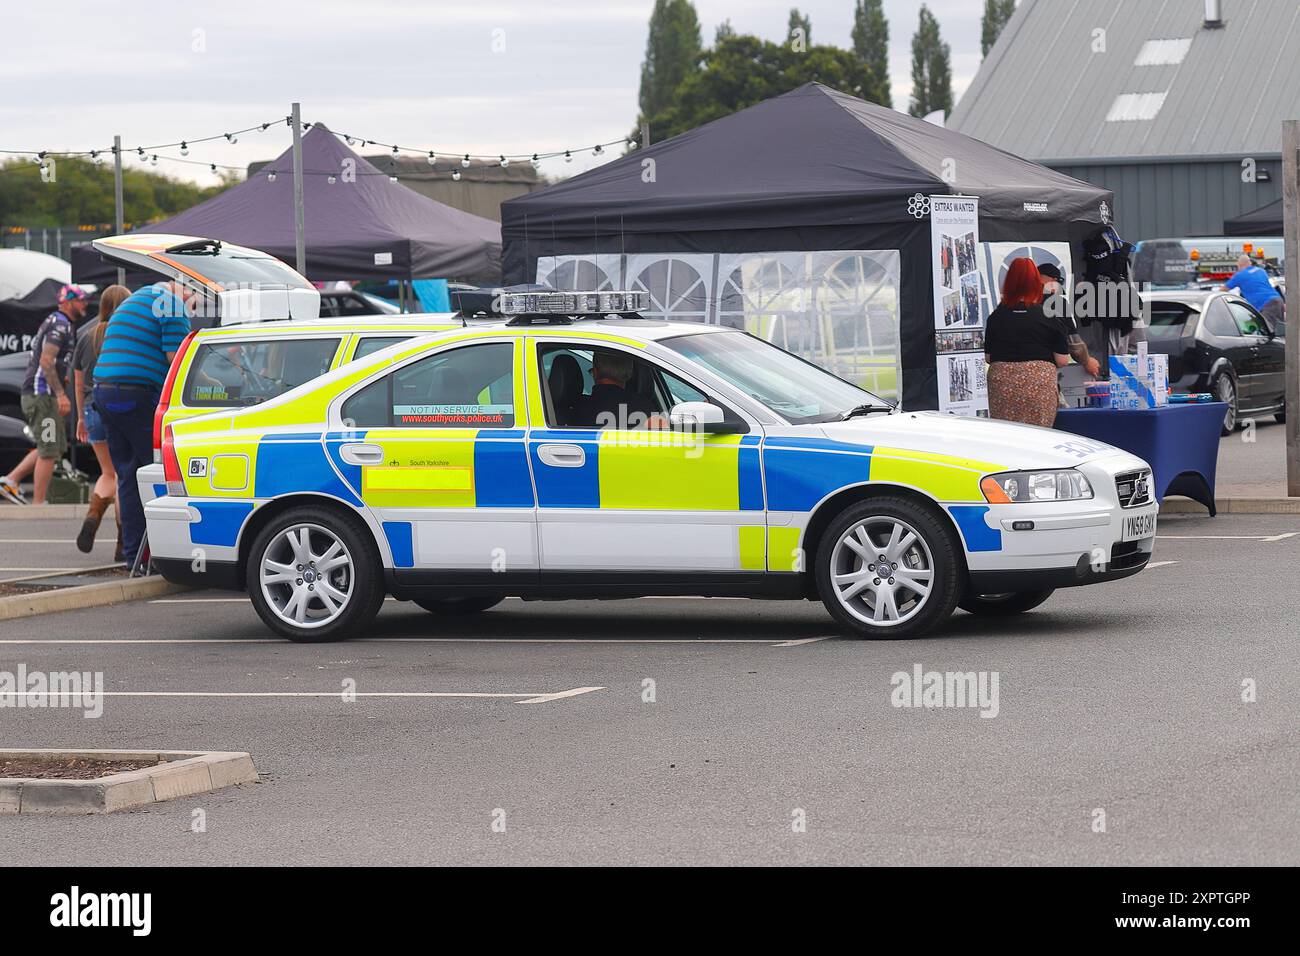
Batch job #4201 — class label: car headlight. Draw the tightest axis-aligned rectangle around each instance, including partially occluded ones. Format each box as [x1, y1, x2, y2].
[981, 469, 1093, 503]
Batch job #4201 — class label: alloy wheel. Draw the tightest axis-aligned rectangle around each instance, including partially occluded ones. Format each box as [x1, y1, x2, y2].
[259, 523, 355, 629]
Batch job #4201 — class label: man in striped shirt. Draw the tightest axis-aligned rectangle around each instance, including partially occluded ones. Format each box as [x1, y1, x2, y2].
[92, 282, 194, 564]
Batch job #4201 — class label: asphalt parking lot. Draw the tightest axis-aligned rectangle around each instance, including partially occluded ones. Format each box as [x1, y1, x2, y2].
[1, 510, 1297, 866]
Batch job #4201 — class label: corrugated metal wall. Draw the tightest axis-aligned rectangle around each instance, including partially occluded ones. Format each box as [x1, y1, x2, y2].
[1051, 159, 1281, 240]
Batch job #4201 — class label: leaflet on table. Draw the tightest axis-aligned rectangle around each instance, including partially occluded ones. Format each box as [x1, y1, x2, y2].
[930, 195, 987, 417]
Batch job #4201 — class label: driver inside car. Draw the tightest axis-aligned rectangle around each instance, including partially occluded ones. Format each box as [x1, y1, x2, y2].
[570, 349, 669, 430]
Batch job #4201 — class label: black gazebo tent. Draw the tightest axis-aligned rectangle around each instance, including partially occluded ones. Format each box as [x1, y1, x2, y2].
[1224, 198, 1282, 236]
[73, 124, 501, 286]
[501, 83, 1112, 409]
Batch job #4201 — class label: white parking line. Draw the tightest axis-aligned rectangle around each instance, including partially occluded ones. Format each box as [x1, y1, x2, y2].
[1157, 533, 1298, 541]
[7, 687, 604, 706]
[1145, 561, 1178, 569]
[773, 637, 832, 647]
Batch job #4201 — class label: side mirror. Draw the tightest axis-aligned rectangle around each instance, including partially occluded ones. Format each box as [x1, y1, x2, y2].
[668, 401, 745, 434]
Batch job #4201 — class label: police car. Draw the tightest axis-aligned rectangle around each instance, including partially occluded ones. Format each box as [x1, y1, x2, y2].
[144, 290, 1157, 642]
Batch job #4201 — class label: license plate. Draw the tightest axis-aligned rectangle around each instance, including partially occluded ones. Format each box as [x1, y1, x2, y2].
[1121, 510, 1157, 541]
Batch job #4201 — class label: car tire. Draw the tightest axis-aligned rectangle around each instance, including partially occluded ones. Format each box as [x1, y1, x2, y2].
[958, 589, 1055, 616]
[814, 496, 961, 639]
[1275, 408, 1286, 425]
[0, 403, 22, 423]
[1214, 373, 1238, 435]
[413, 595, 504, 615]
[245, 506, 385, 642]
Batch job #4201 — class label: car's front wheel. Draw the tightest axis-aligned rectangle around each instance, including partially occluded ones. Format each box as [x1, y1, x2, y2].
[246, 507, 385, 642]
[815, 497, 961, 639]
[958, 589, 1055, 615]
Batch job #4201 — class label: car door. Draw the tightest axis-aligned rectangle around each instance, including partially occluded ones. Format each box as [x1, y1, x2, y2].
[331, 336, 537, 579]
[524, 336, 765, 577]
[1224, 298, 1280, 408]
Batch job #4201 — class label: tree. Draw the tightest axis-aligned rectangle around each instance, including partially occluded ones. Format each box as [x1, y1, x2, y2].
[0, 157, 231, 229]
[981, 0, 1016, 57]
[851, 0, 892, 108]
[645, 33, 881, 141]
[638, 0, 703, 123]
[715, 19, 735, 43]
[787, 8, 812, 47]
[908, 5, 952, 119]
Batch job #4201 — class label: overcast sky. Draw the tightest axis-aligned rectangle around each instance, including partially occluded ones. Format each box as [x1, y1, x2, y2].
[3, 0, 987, 185]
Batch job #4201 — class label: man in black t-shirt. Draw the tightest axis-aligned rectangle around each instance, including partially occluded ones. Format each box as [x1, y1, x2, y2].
[1038, 263, 1100, 377]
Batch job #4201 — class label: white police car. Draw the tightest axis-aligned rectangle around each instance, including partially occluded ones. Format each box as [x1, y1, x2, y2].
[144, 291, 1157, 642]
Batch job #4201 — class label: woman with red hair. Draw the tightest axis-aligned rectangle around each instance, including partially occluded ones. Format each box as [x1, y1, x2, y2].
[983, 257, 1070, 426]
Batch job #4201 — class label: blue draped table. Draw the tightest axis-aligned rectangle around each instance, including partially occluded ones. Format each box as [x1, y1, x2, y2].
[1053, 403, 1227, 515]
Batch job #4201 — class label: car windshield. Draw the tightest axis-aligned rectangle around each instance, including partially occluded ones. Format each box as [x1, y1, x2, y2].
[662, 330, 891, 424]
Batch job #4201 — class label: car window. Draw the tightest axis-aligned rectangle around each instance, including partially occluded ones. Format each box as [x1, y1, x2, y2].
[1226, 301, 1266, 336]
[341, 342, 515, 428]
[1144, 303, 1193, 344]
[537, 342, 721, 429]
[1200, 299, 1240, 338]
[182, 337, 341, 407]
[352, 335, 414, 361]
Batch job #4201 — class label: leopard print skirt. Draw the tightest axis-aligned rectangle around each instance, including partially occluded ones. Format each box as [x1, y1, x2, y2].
[987, 361, 1059, 427]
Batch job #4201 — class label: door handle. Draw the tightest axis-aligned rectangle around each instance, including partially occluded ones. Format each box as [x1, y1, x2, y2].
[537, 443, 586, 468]
[339, 443, 385, 466]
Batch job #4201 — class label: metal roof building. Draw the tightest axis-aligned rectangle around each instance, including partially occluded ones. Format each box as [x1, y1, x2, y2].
[948, 0, 1300, 240]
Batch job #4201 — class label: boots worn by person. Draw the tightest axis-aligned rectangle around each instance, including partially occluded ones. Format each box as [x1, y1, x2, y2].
[77, 492, 112, 553]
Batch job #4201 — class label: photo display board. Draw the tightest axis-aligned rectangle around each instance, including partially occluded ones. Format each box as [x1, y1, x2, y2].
[930, 195, 988, 417]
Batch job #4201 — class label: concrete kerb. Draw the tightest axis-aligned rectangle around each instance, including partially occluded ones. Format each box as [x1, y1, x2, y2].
[0, 749, 258, 814]
[1160, 496, 1300, 515]
[0, 575, 189, 622]
[0, 503, 114, 520]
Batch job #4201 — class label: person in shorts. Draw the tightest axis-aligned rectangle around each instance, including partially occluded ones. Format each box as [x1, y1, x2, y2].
[0, 285, 89, 505]
[72, 284, 129, 555]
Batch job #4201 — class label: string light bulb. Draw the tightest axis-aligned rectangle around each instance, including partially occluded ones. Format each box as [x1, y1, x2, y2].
[209, 164, 217, 173]
[499, 155, 509, 168]
[225, 133, 238, 144]
[593, 144, 603, 155]
[564, 150, 572, 163]
[267, 170, 277, 182]
[389, 174, 398, 183]
[327, 174, 336, 184]
[451, 168, 461, 181]
[180, 141, 189, 156]
[461, 154, 470, 168]
[150, 154, 158, 166]
[345, 136, 355, 146]
[531, 153, 540, 169]
[426, 152, 436, 166]
[391, 145, 399, 157]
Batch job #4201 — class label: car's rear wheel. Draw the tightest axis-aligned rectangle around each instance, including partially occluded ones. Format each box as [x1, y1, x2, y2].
[246, 507, 384, 642]
[958, 589, 1055, 616]
[1214, 373, 1238, 434]
[414, 595, 504, 615]
[814, 497, 960, 639]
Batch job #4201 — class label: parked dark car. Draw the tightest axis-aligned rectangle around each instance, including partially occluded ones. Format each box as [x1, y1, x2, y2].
[317, 289, 400, 317]
[1140, 290, 1285, 434]
[0, 408, 34, 474]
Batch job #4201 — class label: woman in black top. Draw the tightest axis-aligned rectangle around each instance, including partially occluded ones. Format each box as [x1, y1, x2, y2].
[983, 258, 1070, 426]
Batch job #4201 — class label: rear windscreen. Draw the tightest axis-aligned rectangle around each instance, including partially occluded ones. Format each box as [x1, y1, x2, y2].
[1144, 304, 1193, 343]
[182, 337, 341, 407]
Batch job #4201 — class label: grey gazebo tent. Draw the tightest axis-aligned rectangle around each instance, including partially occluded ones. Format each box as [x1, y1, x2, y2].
[501, 83, 1113, 410]
[73, 124, 501, 285]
